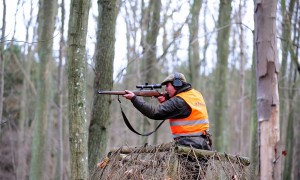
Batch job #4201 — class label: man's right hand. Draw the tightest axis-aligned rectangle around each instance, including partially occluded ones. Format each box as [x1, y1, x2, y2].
[157, 95, 166, 103]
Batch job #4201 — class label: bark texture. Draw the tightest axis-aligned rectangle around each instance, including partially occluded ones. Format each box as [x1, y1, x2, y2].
[30, 0, 57, 179]
[67, 0, 90, 179]
[254, 0, 281, 179]
[88, 0, 117, 170]
[213, 0, 232, 151]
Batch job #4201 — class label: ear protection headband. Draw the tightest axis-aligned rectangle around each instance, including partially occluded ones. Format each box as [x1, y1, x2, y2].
[172, 72, 183, 87]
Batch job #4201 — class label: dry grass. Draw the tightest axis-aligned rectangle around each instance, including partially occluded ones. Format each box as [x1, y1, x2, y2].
[90, 143, 254, 180]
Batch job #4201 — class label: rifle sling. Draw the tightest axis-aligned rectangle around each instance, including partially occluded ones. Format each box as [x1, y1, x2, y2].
[118, 96, 165, 136]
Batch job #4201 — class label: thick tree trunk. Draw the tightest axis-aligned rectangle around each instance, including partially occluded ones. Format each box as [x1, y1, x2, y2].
[67, 0, 90, 179]
[254, 0, 281, 179]
[213, 0, 232, 151]
[88, 0, 117, 171]
[29, 0, 57, 179]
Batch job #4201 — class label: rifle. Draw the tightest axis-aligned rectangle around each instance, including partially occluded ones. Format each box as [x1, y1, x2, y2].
[97, 83, 164, 98]
[98, 83, 167, 136]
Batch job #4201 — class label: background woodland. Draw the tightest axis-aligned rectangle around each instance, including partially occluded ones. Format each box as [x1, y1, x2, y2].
[0, 0, 299, 179]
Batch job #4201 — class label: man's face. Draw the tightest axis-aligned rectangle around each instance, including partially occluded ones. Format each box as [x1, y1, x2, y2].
[165, 82, 177, 97]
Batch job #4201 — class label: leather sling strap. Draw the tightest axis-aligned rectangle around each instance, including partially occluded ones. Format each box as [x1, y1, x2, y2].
[118, 96, 165, 136]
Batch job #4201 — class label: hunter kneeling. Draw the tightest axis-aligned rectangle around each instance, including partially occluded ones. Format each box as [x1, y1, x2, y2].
[123, 72, 212, 151]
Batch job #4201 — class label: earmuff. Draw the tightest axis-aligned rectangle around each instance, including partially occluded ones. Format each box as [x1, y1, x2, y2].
[172, 72, 183, 87]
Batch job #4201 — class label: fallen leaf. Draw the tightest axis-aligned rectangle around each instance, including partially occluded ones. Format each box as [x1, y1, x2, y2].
[97, 157, 109, 168]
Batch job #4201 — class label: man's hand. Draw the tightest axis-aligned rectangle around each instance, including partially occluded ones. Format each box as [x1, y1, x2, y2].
[123, 90, 136, 100]
[157, 95, 166, 103]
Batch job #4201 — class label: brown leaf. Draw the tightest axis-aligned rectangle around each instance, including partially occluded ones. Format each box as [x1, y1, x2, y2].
[97, 157, 110, 169]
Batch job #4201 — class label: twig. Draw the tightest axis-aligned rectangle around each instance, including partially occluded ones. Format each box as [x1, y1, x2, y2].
[1, 32, 60, 44]
[225, 152, 240, 179]
[190, 146, 202, 180]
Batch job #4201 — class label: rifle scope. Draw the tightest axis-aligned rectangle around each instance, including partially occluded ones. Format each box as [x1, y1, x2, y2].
[136, 83, 162, 89]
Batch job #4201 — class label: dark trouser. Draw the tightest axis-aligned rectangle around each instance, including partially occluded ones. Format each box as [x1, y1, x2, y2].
[175, 135, 212, 150]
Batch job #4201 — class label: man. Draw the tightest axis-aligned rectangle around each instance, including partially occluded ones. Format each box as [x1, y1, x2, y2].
[123, 72, 211, 150]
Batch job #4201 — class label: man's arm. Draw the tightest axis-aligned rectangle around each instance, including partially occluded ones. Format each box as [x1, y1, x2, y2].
[130, 95, 191, 120]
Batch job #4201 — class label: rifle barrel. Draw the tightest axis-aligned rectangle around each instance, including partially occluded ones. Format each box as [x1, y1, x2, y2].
[98, 90, 162, 97]
[98, 91, 126, 95]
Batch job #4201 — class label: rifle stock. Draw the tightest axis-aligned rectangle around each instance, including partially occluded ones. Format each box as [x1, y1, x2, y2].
[98, 90, 163, 97]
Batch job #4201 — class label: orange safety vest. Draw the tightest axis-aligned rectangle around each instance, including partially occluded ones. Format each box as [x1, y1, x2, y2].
[169, 89, 209, 138]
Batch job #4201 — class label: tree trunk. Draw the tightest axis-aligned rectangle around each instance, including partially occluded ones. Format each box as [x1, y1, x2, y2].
[279, 0, 295, 144]
[17, 2, 35, 179]
[237, 1, 245, 154]
[140, 0, 161, 144]
[148, 0, 161, 145]
[124, 1, 139, 84]
[292, 4, 300, 177]
[250, 30, 258, 177]
[122, 1, 140, 146]
[55, 0, 65, 179]
[188, 0, 202, 87]
[294, 93, 300, 179]
[280, 0, 296, 179]
[67, 0, 90, 179]
[29, 0, 57, 179]
[283, 96, 294, 180]
[279, 0, 288, 137]
[0, 0, 6, 129]
[212, 0, 232, 151]
[88, 0, 117, 171]
[200, 0, 209, 82]
[254, 0, 281, 179]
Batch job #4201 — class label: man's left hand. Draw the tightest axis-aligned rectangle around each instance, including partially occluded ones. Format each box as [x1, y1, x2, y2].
[123, 90, 135, 100]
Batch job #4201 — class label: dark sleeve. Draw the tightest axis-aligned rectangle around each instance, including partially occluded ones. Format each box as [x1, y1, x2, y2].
[130, 96, 191, 120]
